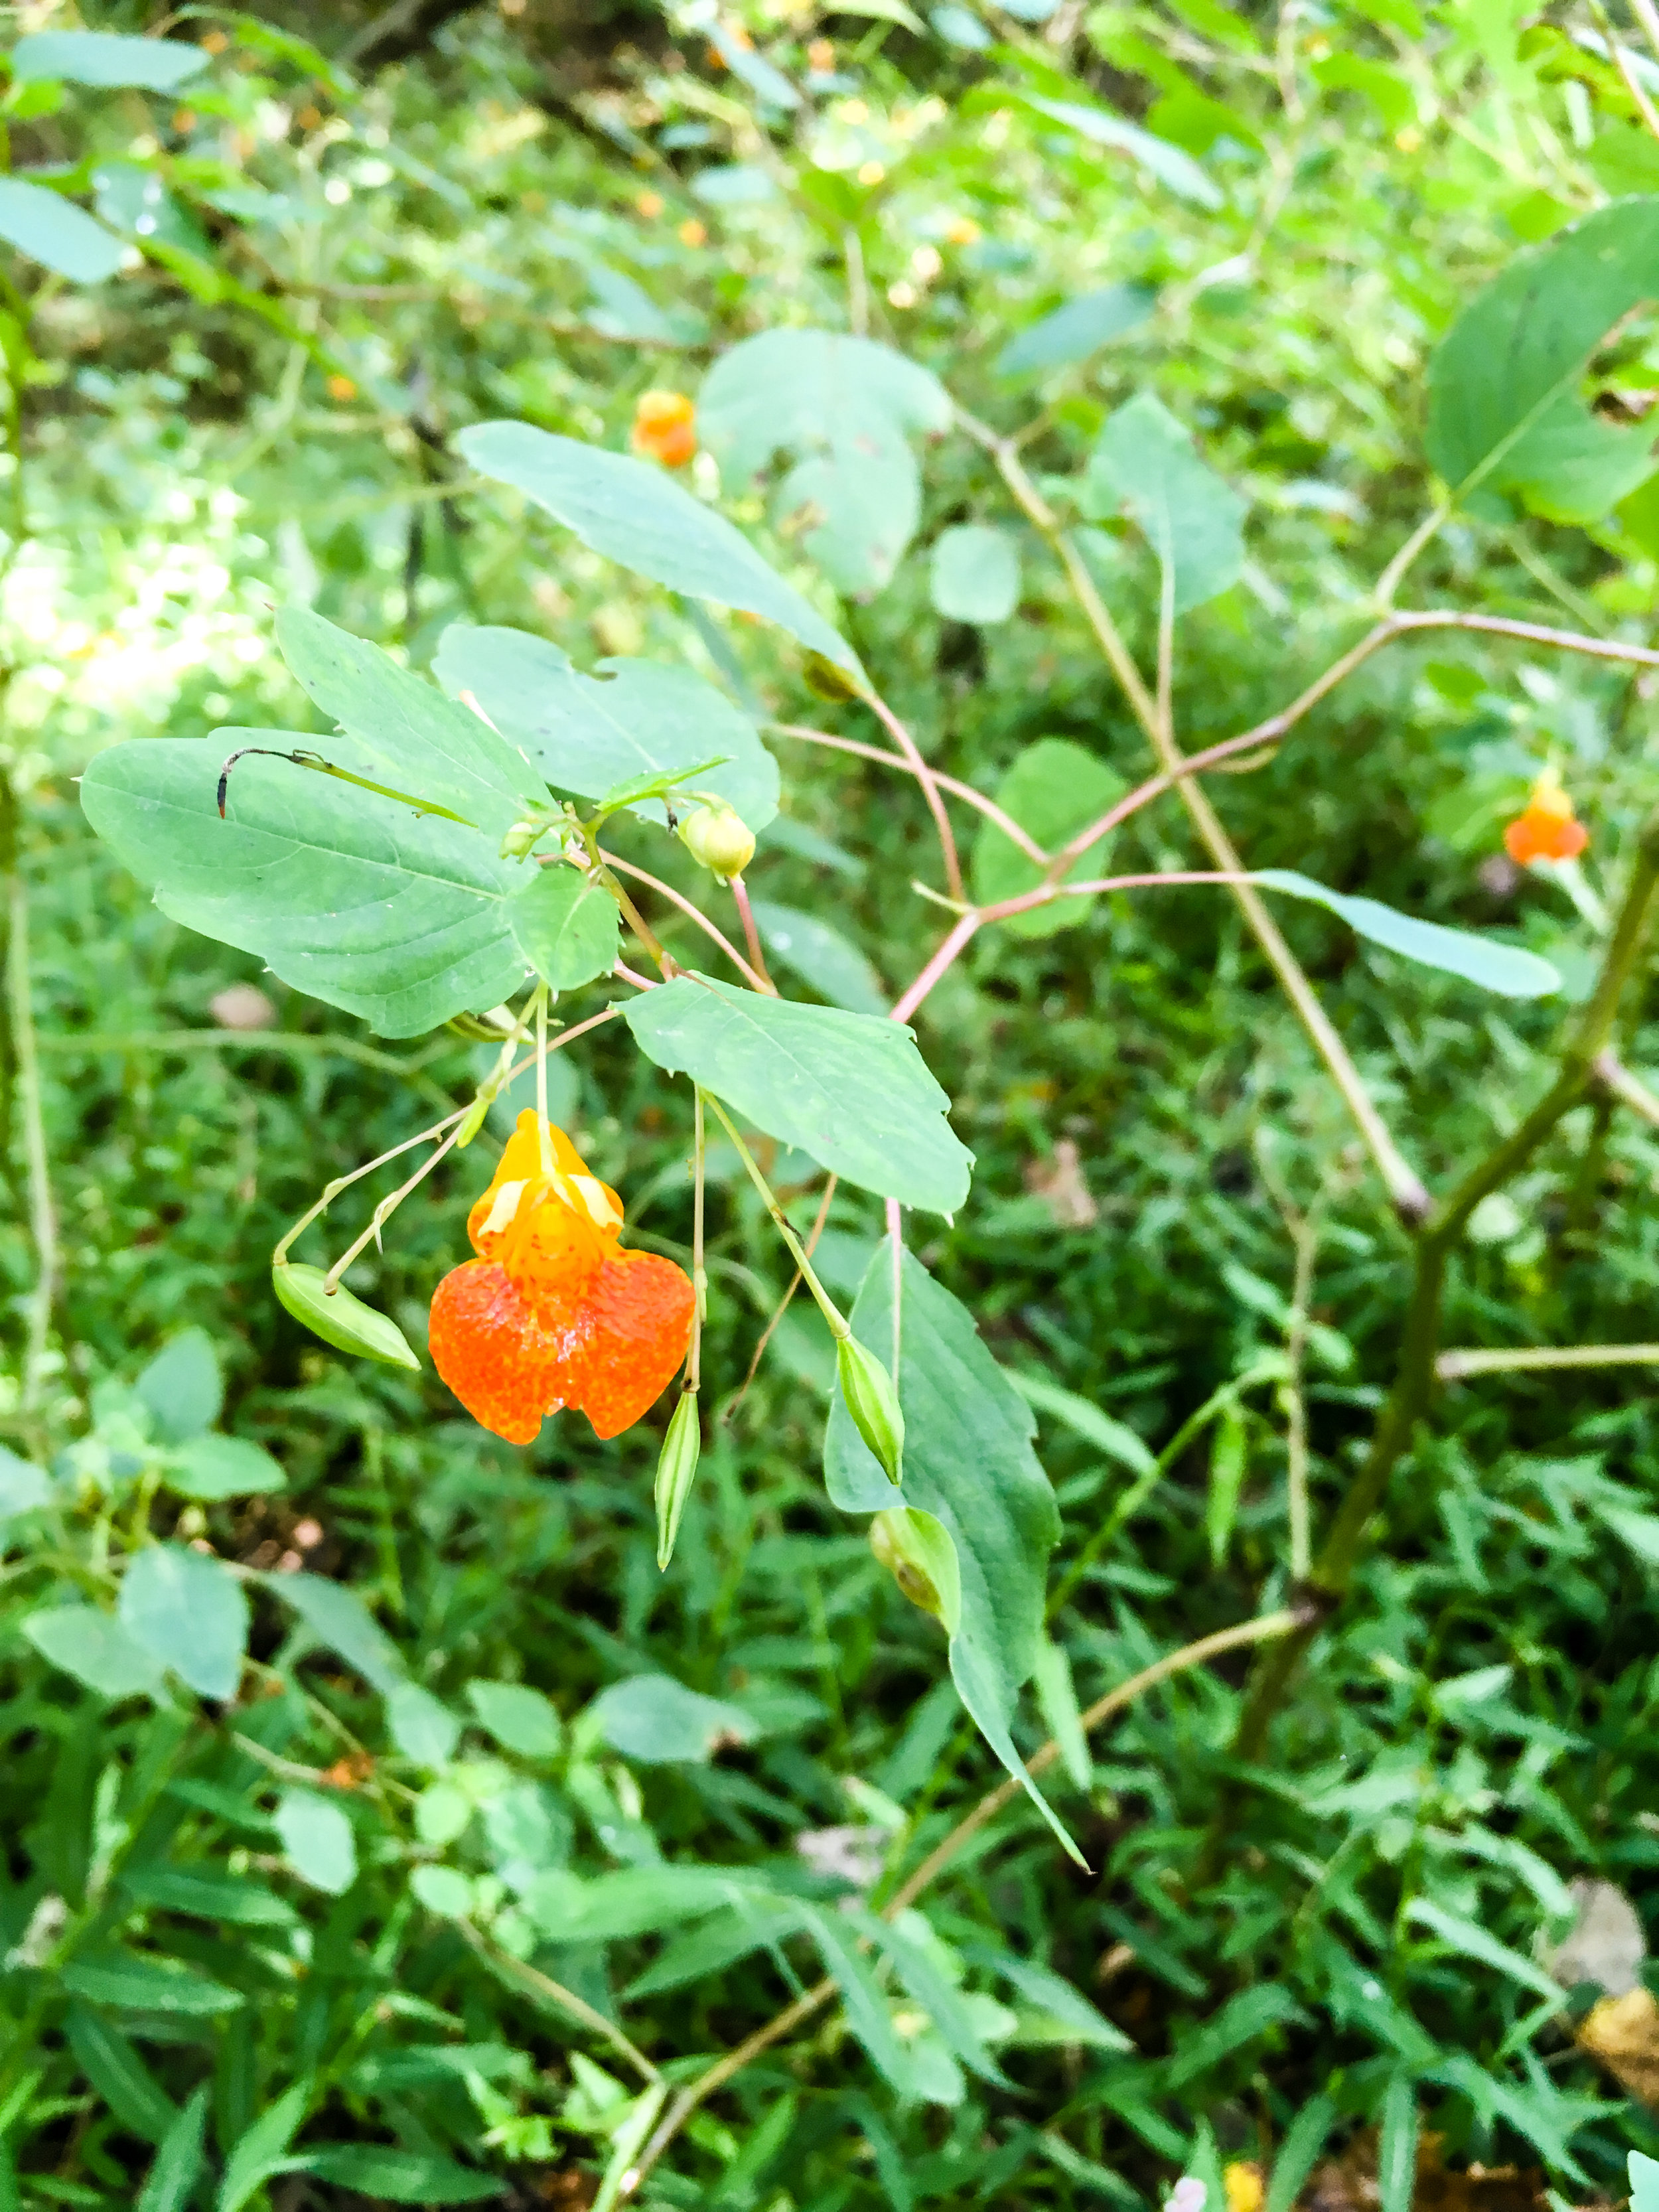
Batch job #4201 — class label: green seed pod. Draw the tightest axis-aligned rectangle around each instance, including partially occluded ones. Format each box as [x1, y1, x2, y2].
[499, 819, 544, 861]
[678, 802, 757, 881]
[836, 1333, 904, 1485]
[869, 1507, 961, 1631]
[454, 1090, 494, 1151]
[272, 1262, 420, 1370]
[654, 1388, 701, 1570]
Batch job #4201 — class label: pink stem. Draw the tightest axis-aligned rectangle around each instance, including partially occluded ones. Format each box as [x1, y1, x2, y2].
[771, 723, 1049, 866]
[728, 875, 778, 994]
[601, 851, 770, 992]
[613, 960, 658, 991]
[865, 694, 966, 901]
[889, 912, 979, 1025]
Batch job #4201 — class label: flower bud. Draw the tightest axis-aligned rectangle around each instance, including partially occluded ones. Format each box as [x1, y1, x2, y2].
[654, 1388, 701, 1570]
[454, 1090, 493, 1151]
[836, 1333, 904, 1485]
[869, 1507, 960, 1630]
[500, 820, 544, 861]
[678, 802, 757, 881]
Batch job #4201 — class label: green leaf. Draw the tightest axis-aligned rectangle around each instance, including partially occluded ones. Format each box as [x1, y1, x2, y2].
[275, 607, 547, 836]
[0, 177, 125, 282]
[65, 2004, 179, 2142]
[433, 627, 780, 832]
[386, 1682, 463, 1768]
[80, 740, 530, 1037]
[590, 1674, 758, 1763]
[518, 1865, 756, 1943]
[508, 865, 620, 992]
[1015, 92, 1224, 208]
[1205, 1400, 1248, 1566]
[995, 283, 1157, 377]
[1031, 1637, 1091, 1791]
[1250, 869, 1561, 997]
[699, 331, 953, 593]
[972, 737, 1127, 939]
[1426, 198, 1659, 521]
[266, 1570, 404, 1692]
[119, 1545, 248, 1702]
[622, 973, 973, 1214]
[1265, 2095, 1338, 2212]
[303, 2149, 503, 2202]
[166, 1435, 285, 1502]
[1166, 1984, 1305, 2087]
[12, 31, 208, 90]
[0, 1443, 51, 1525]
[466, 1679, 564, 1759]
[134, 1327, 222, 1443]
[455, 422, 861, 678]
[136, 2085, 208, 2212]
[623, 1894, 802, 1996]
[1312, 51, 1415, 131]
[274, 1789, 358, 1894]
[1404, 1897, 1564, 2002]
[747, 899, 887, 1015]
[92, 161, 212, 259]
[1378, 2073, 1419, 2212]
[965, 1945, 1131, 2049]
[799, 1906, 920, 2097]
[1006, 1370, 1157, 1478]
[929, 525, 1021, 625]
[60, 1953, 244, 2016]
[272, 1264, 421, 1369]
[410, 1864, 476, 1918]
[825, 1243, 1081, 1863]
[216, 2081, 310, 2212]
[24, 1605, 166, 1700]
[1084, 392, 1246, 611]
[121, 1863, 299, 1929]
[849, 1908, 1012, 2087]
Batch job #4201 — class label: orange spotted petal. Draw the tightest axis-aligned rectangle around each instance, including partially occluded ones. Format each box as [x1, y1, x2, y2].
[576, 1248, 697, 1441]
[429, 1260, 577, 1446]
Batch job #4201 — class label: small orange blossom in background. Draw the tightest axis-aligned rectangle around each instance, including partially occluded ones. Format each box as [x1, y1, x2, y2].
[631, 388, 697, 467]
[1504, 766, 1589, 865]
[429, 1112, 694, 1445]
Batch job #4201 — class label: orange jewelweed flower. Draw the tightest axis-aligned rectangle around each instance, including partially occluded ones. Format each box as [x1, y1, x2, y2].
[630, 388, 697, 468]
[430, 1112, 694, 1447]
[1504, 767, 1589, 865]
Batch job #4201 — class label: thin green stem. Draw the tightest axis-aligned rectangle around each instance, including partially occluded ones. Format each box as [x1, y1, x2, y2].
[689, 1088, 707, 1392]
[701, 1094, 850, 1341]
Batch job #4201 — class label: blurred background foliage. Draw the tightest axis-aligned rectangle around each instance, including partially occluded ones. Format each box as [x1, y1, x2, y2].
[7, 0, 1659, 2206]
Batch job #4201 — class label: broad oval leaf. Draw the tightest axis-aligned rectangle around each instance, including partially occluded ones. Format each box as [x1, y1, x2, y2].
[824, 1242, 1080, 1862]
[275, 1788, 358, 1893]
[996, 281, 1157, 377]
[433, 626, 780, 831]
[119, 1544, 249, 1702]
[466, 1678, 564, 1759]
[13, 30, 209, 90]
[1426, 198, 1659, 520]
[699, 329, 953, 594]
[1252, 869, 1561, 997]
[747, 898, 886, 1014]
[622, 972, 973, 1214]
[508, 865, 620, 991]
[972, 737, 1127, 939]
[167, 1435, 286, 1501]
[275, 607, 547, 836]
[589, 1674, 757, 1763]
[301, 2149, 503, 2204]
[0, 177, 125, 282]
[81, 741, 528, 1037]
[930, 524, 1021, 625]
[135, 1327, 222, 1443]
[24, 1604, 166, 1700]
[273, 1264, 421, 1369]
[1083, 392, 1246, 611]
[0, 1444, 52, 1526]
[1015, 92, 1224, 208]
[455, 421, 861, 678]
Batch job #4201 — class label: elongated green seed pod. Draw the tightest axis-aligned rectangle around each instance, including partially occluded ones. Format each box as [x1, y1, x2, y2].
[654, 1389, 701, 1570]
[837, 1333, 904, 1485]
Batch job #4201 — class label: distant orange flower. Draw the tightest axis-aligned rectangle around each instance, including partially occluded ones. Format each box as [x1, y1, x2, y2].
[1504, 768, 1588, 865]
[636, 189, 665, 218]
[630, 388, 697, 468]
[429, 1112, 693, 1445]
[678, 218, 707, 248]
[325, 373, 357, 402]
